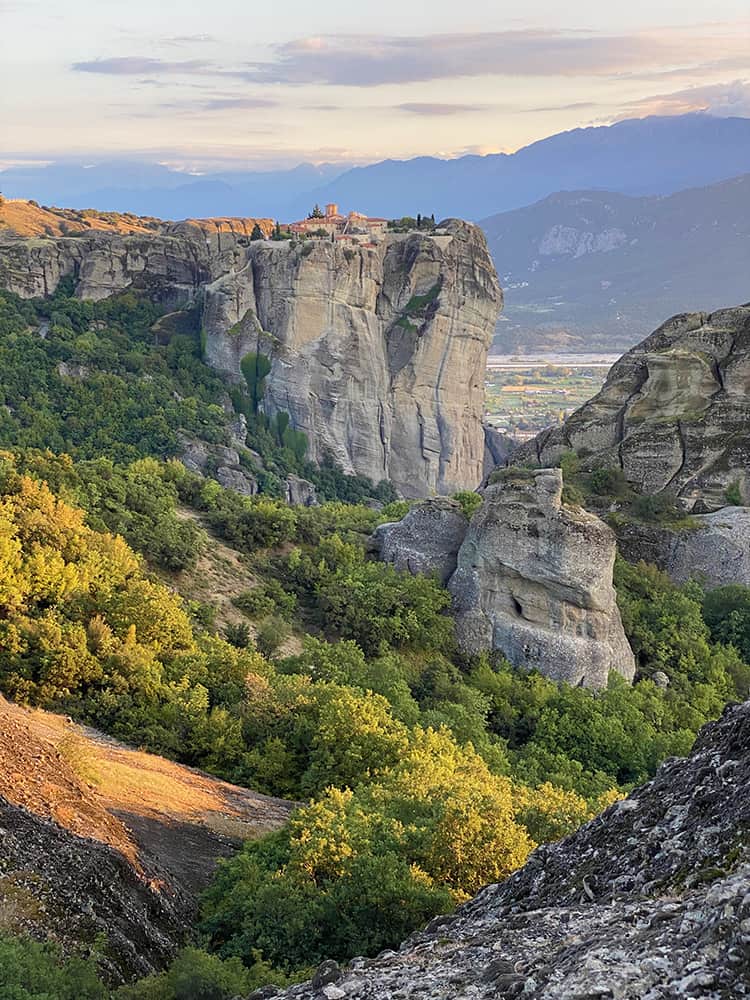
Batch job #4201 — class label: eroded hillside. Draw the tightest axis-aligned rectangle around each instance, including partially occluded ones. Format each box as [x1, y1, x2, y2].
[0, 695, 293, 981]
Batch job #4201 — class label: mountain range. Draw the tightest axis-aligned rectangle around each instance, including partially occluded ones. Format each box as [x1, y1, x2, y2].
[3, 112, 750, 352]
[485, 172, 750, 350]
[3, 114, 750, 224]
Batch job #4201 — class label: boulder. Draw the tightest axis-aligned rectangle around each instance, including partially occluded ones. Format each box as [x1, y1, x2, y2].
[285, 475, 318, 507]
[663, 506, 750, 587]
[179, 438, 212, 475]
[615, 505, 750, 589]
[449, 469, 635, 688]
[371, 499, 469, 584]
[216, 466, 258, 496]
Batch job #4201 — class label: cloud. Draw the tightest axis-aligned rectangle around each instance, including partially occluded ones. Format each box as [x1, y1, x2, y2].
[161, 34, 217, 46]
[625, 79, 750, 117]
[526, 101, 600, 113]
[72, 25, 749, 91]
[238, 28, 749, 87]
[615, 54, 750, 83]
[396, 102, 487, 116]
[73, 57, 210, 75]
[201, 97, 278, 111]
[122, 95, 278, 118]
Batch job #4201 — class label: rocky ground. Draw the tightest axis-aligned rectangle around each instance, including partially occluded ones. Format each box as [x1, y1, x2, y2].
[266, 699, 750, 999]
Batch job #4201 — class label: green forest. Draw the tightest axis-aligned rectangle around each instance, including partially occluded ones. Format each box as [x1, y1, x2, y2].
[1, 286, 749, 999]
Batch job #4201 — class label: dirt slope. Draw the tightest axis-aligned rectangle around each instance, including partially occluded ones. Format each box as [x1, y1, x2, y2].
[1, 695, 293, 892]
[0, 694, 294, 977]
[0, 199, 162, 237]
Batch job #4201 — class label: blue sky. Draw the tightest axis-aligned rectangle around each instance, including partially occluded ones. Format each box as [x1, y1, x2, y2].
[2, 0, 749, 169]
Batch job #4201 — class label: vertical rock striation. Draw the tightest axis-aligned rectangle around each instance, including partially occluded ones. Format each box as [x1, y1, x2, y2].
[512, 305, 750, 512]
[0, 218, 501, 497]
[201, 220, 501, 496]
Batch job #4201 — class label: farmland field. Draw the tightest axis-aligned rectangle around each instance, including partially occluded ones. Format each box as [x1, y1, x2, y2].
[484, 353, 618, 441]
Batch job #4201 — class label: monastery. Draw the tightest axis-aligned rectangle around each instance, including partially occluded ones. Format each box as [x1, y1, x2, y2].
[287, 203, 388, 243]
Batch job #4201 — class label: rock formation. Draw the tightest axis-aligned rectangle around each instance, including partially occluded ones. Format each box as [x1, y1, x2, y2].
[371, 498, 469, 584]
[448, 469, 634, 687]
[285, 474, 318, 507]
[373, 471, 634, 688]
[1, 216, 501, 497]
[179, 438, 259, 496]
[483, 424, 515, 474]
[263, 698, 750, 999]
[618, 506, 750, 589]
[201, 221, 501, 496]
[513, 305, 750, 513]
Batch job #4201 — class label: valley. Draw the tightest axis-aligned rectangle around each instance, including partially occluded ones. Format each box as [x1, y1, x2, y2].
[0, 199, 748, 999]
[3, 0, 750, 991]
[483, 352, 617, 440]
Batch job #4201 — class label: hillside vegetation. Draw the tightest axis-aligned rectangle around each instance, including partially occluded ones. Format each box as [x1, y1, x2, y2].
[2, 285, 750, 997]
[0, 198, 276, 240]
[0, 198, 163, 237]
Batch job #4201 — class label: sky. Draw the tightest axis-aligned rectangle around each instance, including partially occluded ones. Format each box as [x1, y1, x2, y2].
[1, 0, 749, 170]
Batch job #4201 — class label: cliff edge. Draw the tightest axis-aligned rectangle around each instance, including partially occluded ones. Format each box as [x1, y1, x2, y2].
[0, 211, 501, 497]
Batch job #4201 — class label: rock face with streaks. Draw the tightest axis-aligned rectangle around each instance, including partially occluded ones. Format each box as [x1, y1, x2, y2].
[617, 506, 750, 588]
[447, 468, 635, 687]
[513, 305, 750, 513]
[201, 221, 501, 496]
[0, 218, 266, 303]
[371, 498, 469, 584]
[257, 698, 750, 1000]
[0, 218, 501, 497]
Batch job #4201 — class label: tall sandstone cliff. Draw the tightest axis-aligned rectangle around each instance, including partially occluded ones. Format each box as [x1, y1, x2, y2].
[0, 217, 501, 497]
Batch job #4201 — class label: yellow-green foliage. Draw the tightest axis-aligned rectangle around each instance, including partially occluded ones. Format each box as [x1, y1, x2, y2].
[2, 447, 749, 985]
[202, 727, 598, 970]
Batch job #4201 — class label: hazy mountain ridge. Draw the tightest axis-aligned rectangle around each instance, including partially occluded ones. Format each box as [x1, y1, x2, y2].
[485, 172, 750, 350]
[3, 114, 750, 224]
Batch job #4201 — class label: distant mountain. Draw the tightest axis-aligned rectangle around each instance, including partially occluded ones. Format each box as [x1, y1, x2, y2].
[482, 173, 750, 351]
[3, 114, 750, 223]
[290, 114, 750, 220]
[0, 161, 349, 220]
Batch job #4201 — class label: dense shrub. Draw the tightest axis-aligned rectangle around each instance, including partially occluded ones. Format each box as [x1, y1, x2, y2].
[116, 946, 292, 1000]
[0, 933, 106, 1000]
